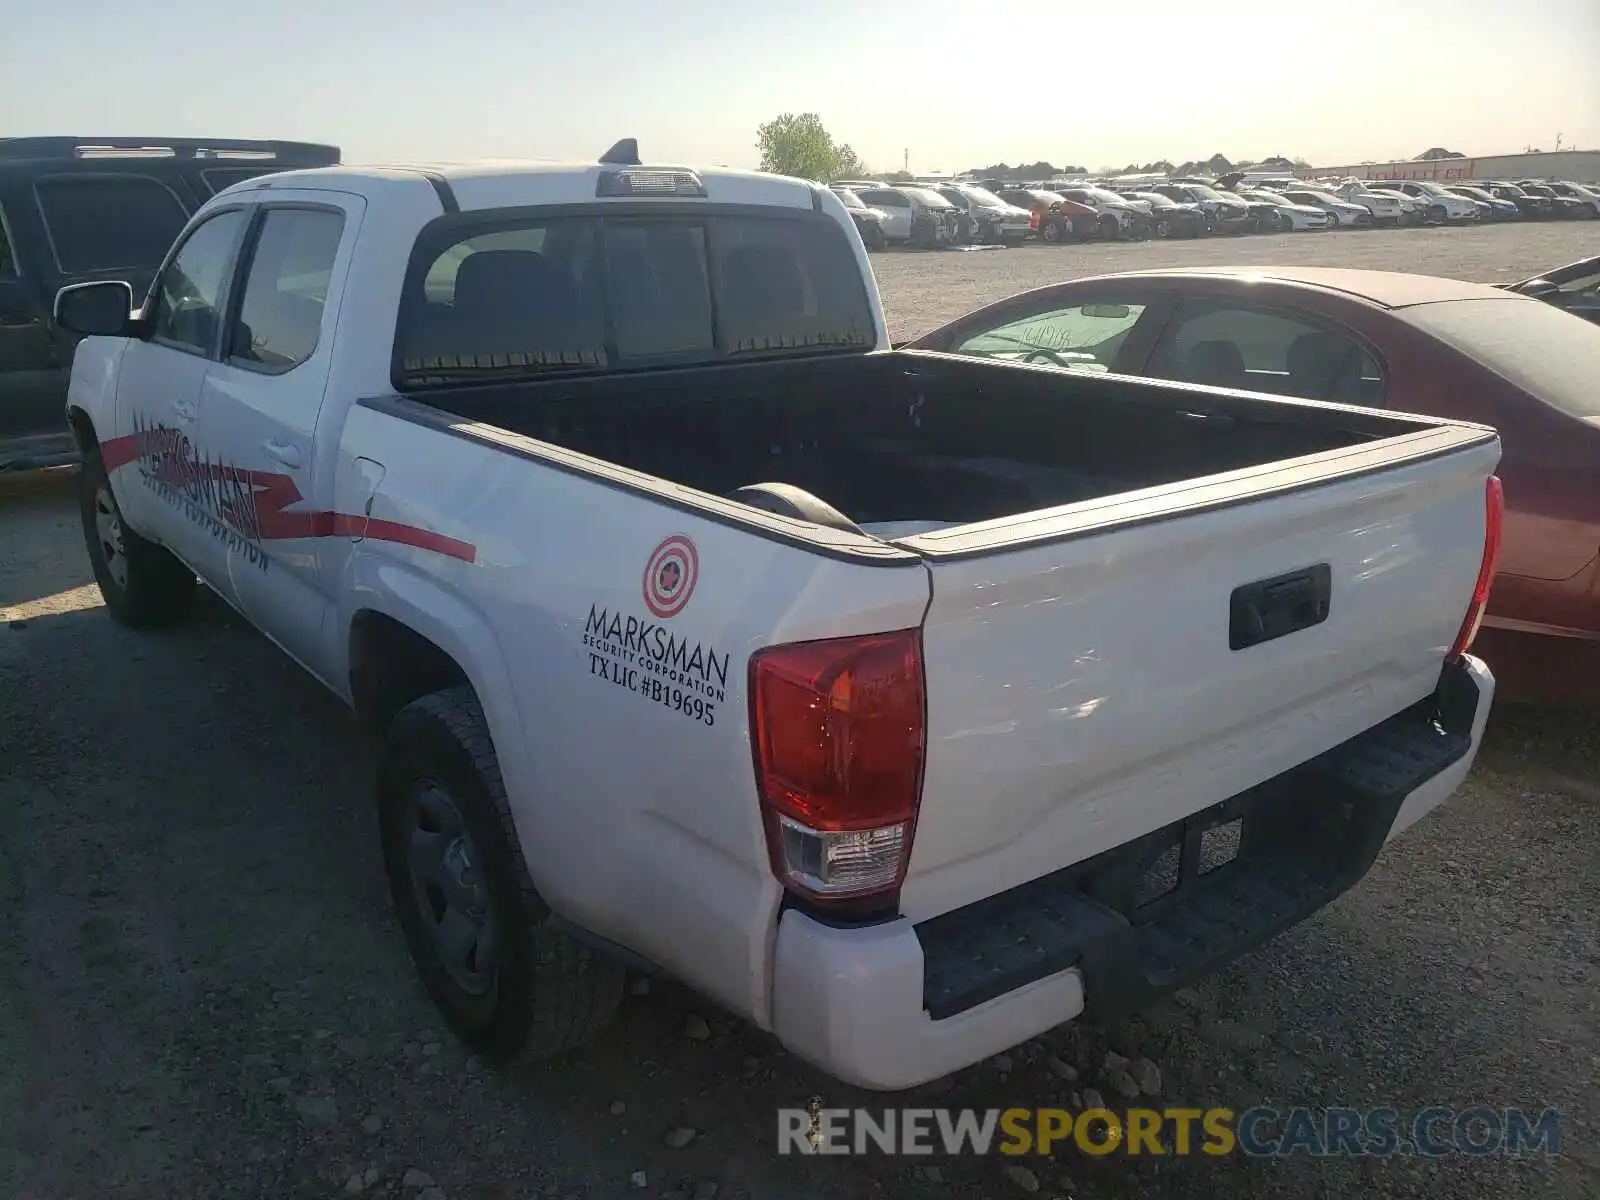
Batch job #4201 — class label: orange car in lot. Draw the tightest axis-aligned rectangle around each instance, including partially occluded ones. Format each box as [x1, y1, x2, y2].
[988, 185, 1099, 242]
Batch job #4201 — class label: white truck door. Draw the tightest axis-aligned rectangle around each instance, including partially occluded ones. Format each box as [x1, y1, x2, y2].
[192, 194, 363, 681]
[109, 206, 252, 568]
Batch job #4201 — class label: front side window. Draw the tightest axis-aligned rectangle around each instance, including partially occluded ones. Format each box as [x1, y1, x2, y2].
[35, 175, 190, 274]
[396, 212, 874, 384]
[151, 209, 248, 353]
[229, 208, 346, 371]
[952, 301, 1150, 373]
[1146, 301, 1385, 404]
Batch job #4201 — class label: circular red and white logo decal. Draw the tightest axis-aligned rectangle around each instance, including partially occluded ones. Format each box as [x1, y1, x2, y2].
[642, 535, 699, 618]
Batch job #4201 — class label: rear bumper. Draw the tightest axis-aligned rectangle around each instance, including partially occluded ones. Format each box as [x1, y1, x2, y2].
[770, 655, 1493, 1091]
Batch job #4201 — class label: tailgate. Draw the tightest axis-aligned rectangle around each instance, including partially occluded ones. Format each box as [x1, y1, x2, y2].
[897, 426, 1500, 921]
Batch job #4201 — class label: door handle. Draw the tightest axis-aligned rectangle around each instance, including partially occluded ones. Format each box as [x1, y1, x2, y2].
[171, 398, 198, 421]
[263, 439, 302, 469]
[1229, 563, 1332, 651]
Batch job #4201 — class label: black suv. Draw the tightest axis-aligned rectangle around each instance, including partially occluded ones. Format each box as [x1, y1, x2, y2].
[0, 136, 338, 469]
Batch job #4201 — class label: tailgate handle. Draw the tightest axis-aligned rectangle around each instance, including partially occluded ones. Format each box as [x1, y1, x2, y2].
[1229, 563, 1331, 651]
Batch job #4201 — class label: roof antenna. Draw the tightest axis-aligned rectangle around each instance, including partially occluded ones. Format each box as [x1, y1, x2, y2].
[600, 138, 640, 166]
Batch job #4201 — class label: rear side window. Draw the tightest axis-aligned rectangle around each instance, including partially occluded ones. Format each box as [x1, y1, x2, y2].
[0, 205, 16, 278]
[229, 208, 346, 371]
[35, 175, 189, 273]
[1147, 301, 1386, 404]
[396, 212, 875, 385]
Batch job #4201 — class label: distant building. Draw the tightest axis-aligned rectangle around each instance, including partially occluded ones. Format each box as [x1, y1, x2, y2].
[1306, 149, 1600, 184]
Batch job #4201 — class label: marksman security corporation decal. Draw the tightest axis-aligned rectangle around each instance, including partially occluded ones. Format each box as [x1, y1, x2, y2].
[583, 534, 727, 727]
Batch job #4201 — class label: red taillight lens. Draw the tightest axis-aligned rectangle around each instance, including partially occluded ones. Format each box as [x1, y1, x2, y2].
[748, 629, 926, 904]
[1449, 475, 1504, 660]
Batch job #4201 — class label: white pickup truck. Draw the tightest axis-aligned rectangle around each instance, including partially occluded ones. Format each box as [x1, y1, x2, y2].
[56, 141, 1502, 1090]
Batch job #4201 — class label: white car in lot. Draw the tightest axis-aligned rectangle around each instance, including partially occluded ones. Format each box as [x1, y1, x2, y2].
[1371, 180, 1480, 223]
[1278, 188, 1374, 228]
[1329, 181, 1411, 225]
[1237, 189, 1332, 231]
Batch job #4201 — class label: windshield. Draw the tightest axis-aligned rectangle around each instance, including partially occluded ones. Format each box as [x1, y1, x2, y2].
[1086, 188, 1125, 204]
[1133, 192, 1173, 207]
[957, 186, 1008, 209]
[833, 188, 866, 210]
[1189, 185, 1227, 201]
[1249, 190, 1291, 205]
[396, 211, 876, 385]
[1400, 297, 1600, 421]
[905, 188, 953, 207]
[1450, 187, 1489, 200]
[1029, 190, 1066, 205]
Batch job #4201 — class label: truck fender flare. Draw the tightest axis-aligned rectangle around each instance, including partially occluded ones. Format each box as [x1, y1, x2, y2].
[340, 563, 545, 871]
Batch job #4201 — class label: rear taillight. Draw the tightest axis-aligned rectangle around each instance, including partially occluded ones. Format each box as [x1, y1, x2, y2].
[1448, 475, 1504, 660]
[748, 629, 926, 907]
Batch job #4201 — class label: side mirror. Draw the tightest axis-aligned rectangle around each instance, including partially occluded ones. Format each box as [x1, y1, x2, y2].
[54, 280, 136, 337]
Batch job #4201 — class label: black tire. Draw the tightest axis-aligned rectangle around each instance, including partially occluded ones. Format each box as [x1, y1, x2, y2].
[1041, 218, 1063, 244]
[1097, 214, 1119, 240]
[1154, 218, 1171, 239]
[379, 686, 625, 1063]
[80, 448, 196, 628]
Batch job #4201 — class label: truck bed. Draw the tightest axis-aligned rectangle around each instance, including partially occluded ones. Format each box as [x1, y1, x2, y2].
[400, 350, 1430, 536]
[377, 347, 1498, 931]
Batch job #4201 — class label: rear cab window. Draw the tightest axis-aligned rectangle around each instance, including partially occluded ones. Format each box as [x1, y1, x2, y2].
[33, 174, 189, 273]
[395, 209, 876, 386]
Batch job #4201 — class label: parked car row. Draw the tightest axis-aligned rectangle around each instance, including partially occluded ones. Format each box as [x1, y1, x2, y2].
[831, 171, 1600, 250]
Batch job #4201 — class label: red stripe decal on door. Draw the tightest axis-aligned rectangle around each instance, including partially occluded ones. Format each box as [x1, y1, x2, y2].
[96, 432, 477, 563]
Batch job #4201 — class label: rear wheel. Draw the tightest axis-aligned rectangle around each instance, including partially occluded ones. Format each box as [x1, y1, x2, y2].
[1097, 214, 1119, 240]
[1154, 218, 1172, 239]
[1041, 219, 1064, 244]
[379, 687, 626, 1063]
[80, 448, 196, 628]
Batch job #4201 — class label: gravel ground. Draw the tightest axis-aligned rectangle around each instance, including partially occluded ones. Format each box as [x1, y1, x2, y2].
[2, 224, 1597, 1200]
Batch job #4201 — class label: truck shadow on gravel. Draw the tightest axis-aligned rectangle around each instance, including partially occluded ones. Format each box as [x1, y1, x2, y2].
[3, 584, 1595, 1200]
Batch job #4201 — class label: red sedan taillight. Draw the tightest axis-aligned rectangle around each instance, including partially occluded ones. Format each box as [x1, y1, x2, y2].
[1448, 475, 1504, 660]
[748, 629, 926, 908]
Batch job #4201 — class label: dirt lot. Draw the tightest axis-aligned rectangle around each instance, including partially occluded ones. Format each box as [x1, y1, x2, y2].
[2, 224, 1597, 1200]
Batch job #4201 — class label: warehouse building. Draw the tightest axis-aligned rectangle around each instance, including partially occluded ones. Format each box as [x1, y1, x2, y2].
[1308, 150, 1600, 184]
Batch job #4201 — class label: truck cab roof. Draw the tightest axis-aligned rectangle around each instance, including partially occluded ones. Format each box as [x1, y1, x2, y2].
[226, 159, 827, 214]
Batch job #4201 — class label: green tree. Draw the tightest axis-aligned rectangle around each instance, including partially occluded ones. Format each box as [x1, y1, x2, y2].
[755, 113, 864, 181]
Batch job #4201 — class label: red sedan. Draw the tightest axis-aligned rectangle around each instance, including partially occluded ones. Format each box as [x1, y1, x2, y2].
[908, 267, 1600, 704]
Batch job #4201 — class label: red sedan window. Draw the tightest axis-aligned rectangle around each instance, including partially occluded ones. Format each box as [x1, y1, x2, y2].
[1145, 300, 1385, 405]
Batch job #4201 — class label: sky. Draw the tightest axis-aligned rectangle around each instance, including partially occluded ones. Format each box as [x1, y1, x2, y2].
[3, 0, 1596, 174]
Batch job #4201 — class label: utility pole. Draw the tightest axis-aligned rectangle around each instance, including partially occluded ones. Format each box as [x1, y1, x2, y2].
[903, 148, 909, 173]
